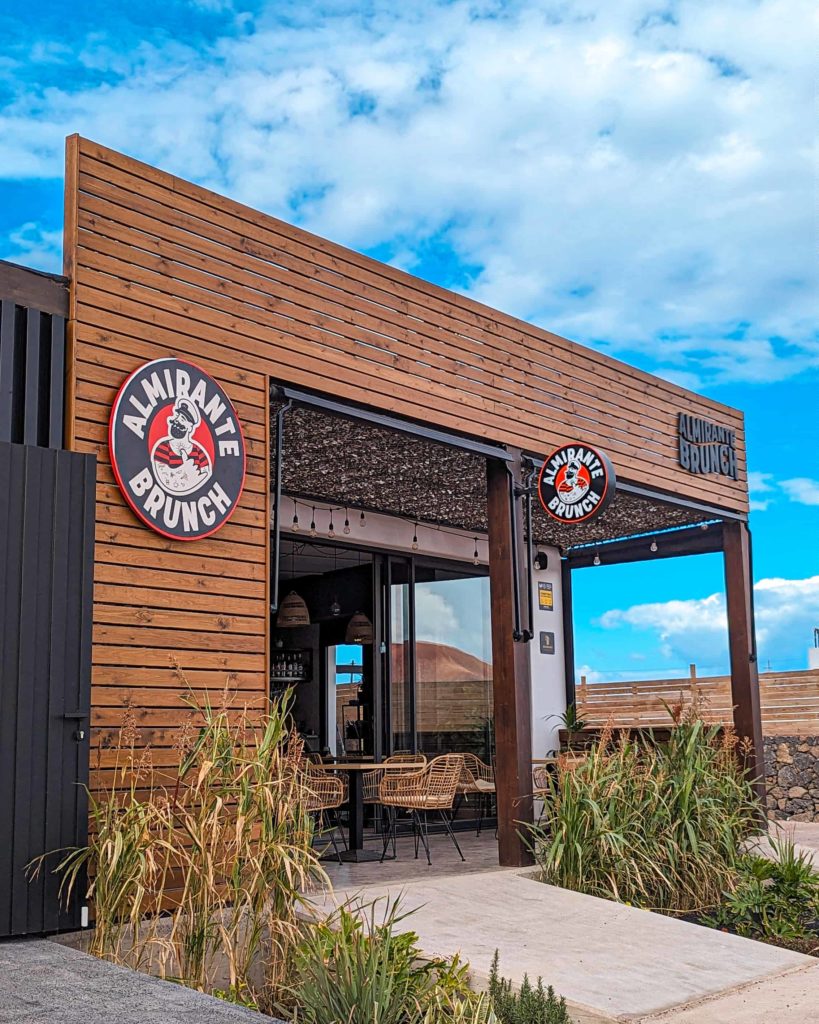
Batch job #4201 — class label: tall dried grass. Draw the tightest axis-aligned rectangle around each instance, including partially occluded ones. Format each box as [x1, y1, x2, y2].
[527, 706, 760, 915]
[37, 688, 325, 1011]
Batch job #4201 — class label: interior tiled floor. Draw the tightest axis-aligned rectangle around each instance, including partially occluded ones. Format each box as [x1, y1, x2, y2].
[319, 827, 502, 889]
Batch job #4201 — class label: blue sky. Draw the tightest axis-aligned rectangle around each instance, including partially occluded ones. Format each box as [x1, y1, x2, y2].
[1, 0, 816, 679]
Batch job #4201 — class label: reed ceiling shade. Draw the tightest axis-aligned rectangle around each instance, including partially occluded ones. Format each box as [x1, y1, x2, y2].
[273, 404, 709, 552]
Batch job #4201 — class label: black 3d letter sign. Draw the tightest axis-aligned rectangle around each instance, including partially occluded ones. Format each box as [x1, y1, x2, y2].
[109, 358, 246, 540]
[537, 443, 615, 524]
[678, 413, 737, 480]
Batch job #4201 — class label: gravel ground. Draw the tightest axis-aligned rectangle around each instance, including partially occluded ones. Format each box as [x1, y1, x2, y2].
[0, 939, 281, 1024]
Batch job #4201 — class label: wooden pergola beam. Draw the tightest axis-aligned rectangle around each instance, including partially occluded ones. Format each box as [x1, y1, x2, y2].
[722, 520, 765, 804]
[487, 451, 534, 867]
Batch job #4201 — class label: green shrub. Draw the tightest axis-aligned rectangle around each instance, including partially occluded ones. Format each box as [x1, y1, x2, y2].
[702, 837, 819, 952]
[487, 952, 570, 1024]
[288, 898, 485, 1024]
[527, 716, 759, 914]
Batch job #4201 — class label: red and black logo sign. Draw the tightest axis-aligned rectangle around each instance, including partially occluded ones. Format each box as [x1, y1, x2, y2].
[537, 443, 615, 524]
[109, 358, 246, 541]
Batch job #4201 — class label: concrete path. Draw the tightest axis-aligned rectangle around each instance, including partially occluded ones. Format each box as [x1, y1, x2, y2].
[636, 961, 819, 1022]
[311, 863, 816, 1023]
[0, 939, 268, 1023]
[771, 819, 819, 868]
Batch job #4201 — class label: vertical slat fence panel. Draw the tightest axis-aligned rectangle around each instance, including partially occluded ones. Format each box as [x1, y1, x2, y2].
[0, 441, 95, 936]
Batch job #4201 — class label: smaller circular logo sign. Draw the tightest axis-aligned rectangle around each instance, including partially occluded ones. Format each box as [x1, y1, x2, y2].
[537, 443, 615, 524]
[109, 358, 246, 541]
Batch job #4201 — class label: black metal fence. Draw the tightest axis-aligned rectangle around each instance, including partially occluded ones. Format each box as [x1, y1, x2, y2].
[0, 260, 68, 449]
[0, 441, 96, 936]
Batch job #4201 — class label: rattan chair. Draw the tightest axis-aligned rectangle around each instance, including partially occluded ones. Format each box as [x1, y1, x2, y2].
[456, 753, 496, 835]
[304, 765, 347, 862]
[532, 764, 554, 825]
[379, 754, 465, 865]
[362, 752, 428, 804]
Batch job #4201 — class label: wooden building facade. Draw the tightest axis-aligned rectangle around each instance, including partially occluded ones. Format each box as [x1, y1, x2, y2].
[56, 135, 760, 870]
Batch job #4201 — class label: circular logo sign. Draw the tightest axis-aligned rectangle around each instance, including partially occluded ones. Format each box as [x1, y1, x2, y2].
[537, 443, 616, 524]
[109, 358, 246, 541]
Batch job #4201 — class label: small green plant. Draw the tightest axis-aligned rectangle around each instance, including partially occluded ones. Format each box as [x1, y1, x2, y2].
[288, 898, 482, 1024]
[548, 705, 587, 735]
[702, 837, 819, 953]
[488, 951, 570, 1024]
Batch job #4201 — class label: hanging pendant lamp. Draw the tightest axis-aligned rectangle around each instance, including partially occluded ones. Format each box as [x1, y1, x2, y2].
[345, 610, 373, 645]
[277, 590, 310, 627]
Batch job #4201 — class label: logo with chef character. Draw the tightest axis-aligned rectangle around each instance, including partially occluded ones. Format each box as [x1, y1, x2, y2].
[109, 357, 246, 540]
[537, 443, 615, 524]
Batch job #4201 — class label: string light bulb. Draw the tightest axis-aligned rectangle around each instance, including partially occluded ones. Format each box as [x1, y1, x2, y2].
[359, 511, 366, 529]
[593, 552, 601, 566]
[473, 537, 480, 566]
[650, 540, 658, 553]
[291, 507, 300, 532]
[412, 523, 419, 551]
[328, 512, 336, 539]
[343, 509, 351, 536]
[310, 507, 317, 538]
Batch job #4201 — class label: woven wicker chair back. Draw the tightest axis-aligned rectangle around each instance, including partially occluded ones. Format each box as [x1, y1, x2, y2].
[362, 752, 427, 802]
[386, 752, 427, 766]
[303, 765, 346, 812]
[458, 752, 494, 789]
[380, 753, 464, 810]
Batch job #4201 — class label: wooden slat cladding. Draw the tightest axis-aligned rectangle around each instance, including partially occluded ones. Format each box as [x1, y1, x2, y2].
[68, 136, 748, 512]
[66, 141, 271, 799]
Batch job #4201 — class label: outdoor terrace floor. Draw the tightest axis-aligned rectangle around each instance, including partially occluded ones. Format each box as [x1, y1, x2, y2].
[309, 825, 819, 1024]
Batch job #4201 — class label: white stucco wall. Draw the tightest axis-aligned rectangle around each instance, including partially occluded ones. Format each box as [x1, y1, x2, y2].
[528, 546, 568, 757]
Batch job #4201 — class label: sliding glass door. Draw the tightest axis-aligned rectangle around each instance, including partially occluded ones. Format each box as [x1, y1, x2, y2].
[383, 558, 493, 762]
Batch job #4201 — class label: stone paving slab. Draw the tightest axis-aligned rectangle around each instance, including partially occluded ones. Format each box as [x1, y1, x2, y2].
[633, 961, 819, 1023]
[0, 939, 270, 1024]
[311, 867, 813, 1023]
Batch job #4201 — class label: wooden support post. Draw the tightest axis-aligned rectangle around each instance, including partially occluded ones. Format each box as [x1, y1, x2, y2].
[487, 452, 534, 867]
[722, 520, 765, 805]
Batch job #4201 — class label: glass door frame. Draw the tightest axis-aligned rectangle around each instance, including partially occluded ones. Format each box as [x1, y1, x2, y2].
[379, 552, 491, 759]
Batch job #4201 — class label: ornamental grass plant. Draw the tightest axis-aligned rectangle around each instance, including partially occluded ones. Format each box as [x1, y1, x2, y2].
[527, 708, 759, 915]
[33, 688, 326, 1011]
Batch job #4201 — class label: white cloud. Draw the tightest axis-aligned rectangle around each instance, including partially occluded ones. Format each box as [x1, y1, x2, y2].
[781, 478, 819, 506]
[599, 574, 819, 672]
[748, 470, 775, 512]
[2, 222, 63, 273]
[0, 0, 816, 384]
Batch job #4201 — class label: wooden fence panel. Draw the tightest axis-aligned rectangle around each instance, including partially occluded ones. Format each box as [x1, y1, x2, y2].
[577, 670, 819, 736]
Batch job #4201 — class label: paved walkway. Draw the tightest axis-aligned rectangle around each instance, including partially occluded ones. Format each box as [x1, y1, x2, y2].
[771, 819, 819, 866]
[0, 939, 268, 1023]
[310, 833, 818, 1024]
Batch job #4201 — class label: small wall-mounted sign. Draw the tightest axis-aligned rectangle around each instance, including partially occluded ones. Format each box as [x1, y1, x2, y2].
[538, 581, 554, 611]
[537, 444, 616, 524]
[109, 357, 246, 540]
[678, 413, 737, 480]
[539, 631, 556, 655]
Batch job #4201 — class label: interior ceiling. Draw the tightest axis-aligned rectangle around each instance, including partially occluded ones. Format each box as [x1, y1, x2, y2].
[279, 538, 371, 579]
[275, 404, 712, 552]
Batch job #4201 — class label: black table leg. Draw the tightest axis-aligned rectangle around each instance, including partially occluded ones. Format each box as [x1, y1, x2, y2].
[339, 771, 381, 862]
